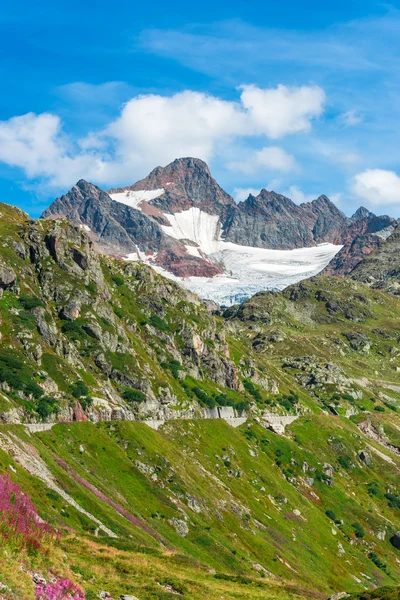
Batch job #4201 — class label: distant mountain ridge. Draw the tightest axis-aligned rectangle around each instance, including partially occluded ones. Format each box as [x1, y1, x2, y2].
[42, 157, 397, 304]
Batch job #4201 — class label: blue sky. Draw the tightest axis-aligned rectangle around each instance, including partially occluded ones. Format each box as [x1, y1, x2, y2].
[1, 0, 400, 217]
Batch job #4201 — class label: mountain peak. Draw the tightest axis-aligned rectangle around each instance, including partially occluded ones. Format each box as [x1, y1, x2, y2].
[352, 206, 375, 220]
[109, 157, 235, 214]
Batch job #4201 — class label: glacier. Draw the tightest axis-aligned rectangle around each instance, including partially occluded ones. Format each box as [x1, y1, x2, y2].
[113, 196, 342, 306]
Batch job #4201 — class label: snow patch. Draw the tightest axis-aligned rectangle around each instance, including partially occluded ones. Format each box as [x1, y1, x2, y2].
[161, 207, 220, 254]
[144, 242, 342, 305]
[110, 188, 164, 210]
[120, 205, 342, 305]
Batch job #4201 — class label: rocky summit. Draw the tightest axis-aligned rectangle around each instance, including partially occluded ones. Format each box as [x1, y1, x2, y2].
[0, 197, 400, 599]
[42, 157, 397, 305]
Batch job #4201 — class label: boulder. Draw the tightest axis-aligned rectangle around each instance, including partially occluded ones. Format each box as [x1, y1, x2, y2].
[0, 264, 16, 289]
[389, 531, 400, 550]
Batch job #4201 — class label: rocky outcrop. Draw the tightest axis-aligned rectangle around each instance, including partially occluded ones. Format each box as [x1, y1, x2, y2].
[41, 157, 397, 286]
[0, 264, 16, 290]
[323, 213, 396, 276]
[224, 190, 316, 249]
[42, 179, 222, 278]
[350, 224, 400, 293]
[390, 531, 400, 550]
[111, 157, 236, 217]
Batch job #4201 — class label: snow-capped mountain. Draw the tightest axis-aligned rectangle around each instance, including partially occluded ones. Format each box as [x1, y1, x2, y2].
[42, 157, 396, 305]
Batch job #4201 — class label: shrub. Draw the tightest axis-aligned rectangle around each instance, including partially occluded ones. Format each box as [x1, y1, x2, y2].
[368, 552, 387, 572]
[112, 275, 124, 286]
[123, 388, 146, 404]
[160, 359, 181, 378]
[192, 386, 216, 409]
[0, 474, 55, 551]
[70, 380, 89, 399]
[86, 281, 97, 295]
[375, 405, 385, 412]
[149, 314, 171, 332]
[61, 320, 85, 341]
[338, 455, 352, 469]
[36, 396, 59, 420]
[243, 379, 262, 402]
[367, 480, 381, 497]
[352, 522, 365, 539]
[384, 492, 400, 509]
[325, 509, 337, 521]
[18, 295, 43, 310]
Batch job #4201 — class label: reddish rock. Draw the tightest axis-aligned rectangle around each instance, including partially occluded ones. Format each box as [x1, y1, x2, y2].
[72, 401, 87, 422]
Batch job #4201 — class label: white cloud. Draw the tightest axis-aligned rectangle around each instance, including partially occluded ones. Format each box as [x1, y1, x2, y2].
[0, 84, 325, 188]
[338, 109, 362, 126]
[240, 84, 325, 138]
[352, 169, 400, 205]
[233, 187, 261, 202]
[285, 185, 315, 204]
[227, 146, 297, 174]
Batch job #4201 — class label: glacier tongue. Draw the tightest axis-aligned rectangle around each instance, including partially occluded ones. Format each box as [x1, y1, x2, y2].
[117, 204, 342, 305]
[149, 241, 342, 306]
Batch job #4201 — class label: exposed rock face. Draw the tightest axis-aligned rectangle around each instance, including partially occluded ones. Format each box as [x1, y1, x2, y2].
[300, 195, 350, 244]
[323, 213, 396, 276]
[42, 179, 221, 278]
[0, 264, 16, 290]
[111, 157, 236, 217]
[350, 224, 400, 293]
[42, 157, 397, 292]
[223, 190, 315, 249]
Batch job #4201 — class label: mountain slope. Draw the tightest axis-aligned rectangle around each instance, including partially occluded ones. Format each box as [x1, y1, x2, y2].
[1, 203, 400, 597]
[350, 224, 400, 292]
[42, 158, 396, 304]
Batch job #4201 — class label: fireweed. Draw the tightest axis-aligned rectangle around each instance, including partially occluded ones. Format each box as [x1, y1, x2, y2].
[0, 474, 55, 551]
[35, 578, 85, 600]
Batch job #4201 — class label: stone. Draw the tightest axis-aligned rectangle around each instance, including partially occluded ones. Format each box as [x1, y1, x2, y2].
[0, 264, 16, 289]
[389, 531, 400, 550]
[169, 517, 189, 537]
[329, 593, 349, 600]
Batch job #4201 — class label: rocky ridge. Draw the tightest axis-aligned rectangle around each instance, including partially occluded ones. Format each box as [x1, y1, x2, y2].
[42, 158, 397, 302]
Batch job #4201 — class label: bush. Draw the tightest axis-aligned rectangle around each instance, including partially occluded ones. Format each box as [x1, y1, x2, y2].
[112, 275, 124, 286]
[325, 509, 337, 521]
[367, 480, 381, 497]
[36, 396, 59, 420]
[243, 379, 262, 402]
[123, 388, 146, 404]
[61, 320, 85, 341]
[352, 522, 365, 539]
[70, 380, 89, 399]
[384, 492, 400, 509]
[375, 405, 385, 412]
[149, 314, 171, 332]
[18, 295, 43, 310]
[0, 351, 43, 399]
[368, 552, 387, 572]
[192, 386, 216, 409]
[160, 359, 181, 378]
[338, 455, 352, 469]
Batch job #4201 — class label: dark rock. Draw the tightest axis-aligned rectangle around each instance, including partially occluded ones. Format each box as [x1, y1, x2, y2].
[389, 531, 400, 550]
